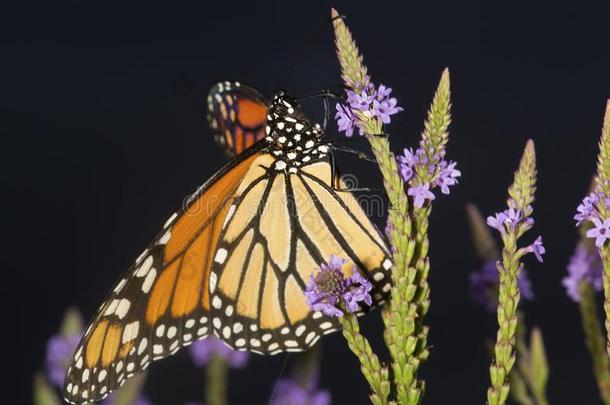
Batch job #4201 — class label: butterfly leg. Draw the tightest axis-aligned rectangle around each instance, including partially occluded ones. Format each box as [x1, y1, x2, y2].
[328, 152, 374, 193]
[331, 145, 376, 163]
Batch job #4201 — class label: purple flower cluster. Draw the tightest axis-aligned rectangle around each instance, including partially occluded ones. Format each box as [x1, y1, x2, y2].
[335, 79, 403, 137]
[305, 255, 373, 317]
[469, 260, 534, 312]
[189, 336, 249, 368]
[397, 147, 461, 207]
[575, 190, 610, 247]
[562, 245, 603, 302]
[486, 205, 545, 263]
[45, 333, 81, 387]
[270, 379, 331, 405]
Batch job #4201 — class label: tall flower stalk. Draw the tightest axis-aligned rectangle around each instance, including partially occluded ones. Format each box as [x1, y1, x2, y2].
[332, 9, 457, 404]
[575, 100, 610, 359]
[485, 140, 544, 405]
[467, 203, 548, 405]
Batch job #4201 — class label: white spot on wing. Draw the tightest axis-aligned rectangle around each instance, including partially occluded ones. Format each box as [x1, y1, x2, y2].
[214, 249, 228, 264]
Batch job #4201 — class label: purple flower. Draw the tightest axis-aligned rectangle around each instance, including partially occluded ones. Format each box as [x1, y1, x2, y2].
[335, 103, 357, 137]
[397, 148, 418, 182]
[305, 255, 374, 317]
[334, 80, 404, 136]
[487, 211, 509, 234]
[375, 84, 393, 101]
[45, 333, 81, 387]
[434, 160, 461, 194]
[525, 236, 545, 262]
[562, 245, 603, 301]
[347, 88, 375, 112]
[372, 98, 403, 124]
[408, 183, 436, 208]
[469, 260, 534, 312]
[343, 272, 373, 312]
[189, 336, 249, 368]
[586, 217, 610, 248]
[575, 192, 600, 225]
[486, 208, 531, 235]
[270, 379, 331, 405]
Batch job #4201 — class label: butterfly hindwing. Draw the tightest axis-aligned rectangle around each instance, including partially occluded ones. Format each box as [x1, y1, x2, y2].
[207, 148, 392, 355]
[206, 81, 268, 157]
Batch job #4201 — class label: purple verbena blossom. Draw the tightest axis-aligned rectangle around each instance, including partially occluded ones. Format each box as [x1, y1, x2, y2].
[45, 333, 81, 387]
[469, 260, 534, 312]
[434, 160, 461, 194]
[305, 255, 373, 317]
[270, 379, 331, 405]
[562, 245, 603, 302]
[397, 148, 418, 182]
[407, 183, 436, 208]
[335, 80, 403, 136]
[335, 103, 358, 137]
[575, 192, 600, 225]
[486, 207, 532, 235]
[586, 217, 610, 248]
[347, 88, 375, 112]
[525, 236, 545, 262]
[189, 336, 249, 368]
[397, 146, 460, 203]
[372, 97, 403, 124]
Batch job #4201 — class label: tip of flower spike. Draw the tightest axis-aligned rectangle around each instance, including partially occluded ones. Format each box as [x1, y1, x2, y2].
[331, 8, 339, 19]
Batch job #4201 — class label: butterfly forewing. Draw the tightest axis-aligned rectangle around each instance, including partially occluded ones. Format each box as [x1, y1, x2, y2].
[63, 149, 263, 404]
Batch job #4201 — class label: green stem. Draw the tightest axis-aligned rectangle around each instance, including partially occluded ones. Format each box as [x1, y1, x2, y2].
[487, 248, 520, 405]
[580, 282, 610, 404]
[205, 355, 228, 405]
[340, 312, 393, 405]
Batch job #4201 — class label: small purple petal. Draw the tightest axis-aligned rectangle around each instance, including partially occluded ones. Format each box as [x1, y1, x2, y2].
[586, 217, 610, 248]
[407, 183, 435, 208]
[189, 336, 249, 368]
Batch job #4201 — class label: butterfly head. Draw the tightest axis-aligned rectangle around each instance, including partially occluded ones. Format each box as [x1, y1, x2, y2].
[264, 91, 328, 172]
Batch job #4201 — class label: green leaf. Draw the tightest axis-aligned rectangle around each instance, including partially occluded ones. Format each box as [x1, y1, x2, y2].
[466, 202, 499, 262]
[59, 307, 84, 337]
[509, 369, 533, 405]
[529, 327, 549, 403]
[33, 372, 61, 405]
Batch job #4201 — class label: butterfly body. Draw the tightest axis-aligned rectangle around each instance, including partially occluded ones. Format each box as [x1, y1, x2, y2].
[63, 81, 392, 404]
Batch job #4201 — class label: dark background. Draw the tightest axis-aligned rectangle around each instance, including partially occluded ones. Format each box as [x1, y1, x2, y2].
[5, 1, 610, 404]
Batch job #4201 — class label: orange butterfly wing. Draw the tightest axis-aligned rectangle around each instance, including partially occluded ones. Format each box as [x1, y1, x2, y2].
[206, 81, 268, 157]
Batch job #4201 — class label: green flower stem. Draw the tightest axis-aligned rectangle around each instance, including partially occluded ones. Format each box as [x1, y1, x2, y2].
[205, 355, 228, 405]
[593, 100, 610, 358]
[339, 312, 393, 405]
[332, 9, 448, 404]
[487, 141, 537, 405]
[580, 281, 610, 403]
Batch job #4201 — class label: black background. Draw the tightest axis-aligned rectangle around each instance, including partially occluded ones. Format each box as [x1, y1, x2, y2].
[5, 1, 610, 404]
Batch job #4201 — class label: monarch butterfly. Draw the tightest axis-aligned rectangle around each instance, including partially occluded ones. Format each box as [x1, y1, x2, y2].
[63, 81, 393, 404]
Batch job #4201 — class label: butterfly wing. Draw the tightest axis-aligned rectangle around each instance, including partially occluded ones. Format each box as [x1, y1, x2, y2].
[206, 81, 268, 157]
[208, 155, 393, 354]
[63, 146, 264, 404]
